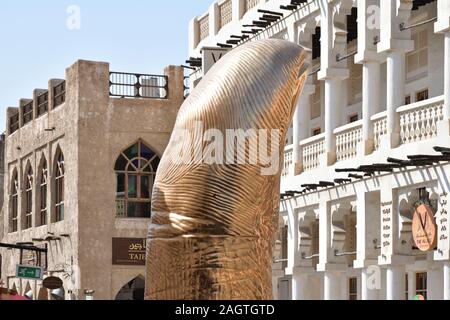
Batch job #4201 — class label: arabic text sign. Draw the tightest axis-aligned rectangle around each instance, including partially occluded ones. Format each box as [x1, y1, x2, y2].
[112, 238, 147, 266]
[412, 204, 437, 252]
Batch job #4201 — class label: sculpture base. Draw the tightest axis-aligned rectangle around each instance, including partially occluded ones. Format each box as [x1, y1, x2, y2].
[145, 235, 273, 300]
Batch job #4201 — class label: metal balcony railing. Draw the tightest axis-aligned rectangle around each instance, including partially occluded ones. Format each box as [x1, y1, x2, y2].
[109, 72, 168, 99]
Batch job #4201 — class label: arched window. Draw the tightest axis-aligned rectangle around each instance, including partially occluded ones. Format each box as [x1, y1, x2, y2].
[115, 141, 160, 218]
[10, 170, 19, 232]
[24, 165, 33, 229]
[39, 159, 48, 226]
[54, 150, 65, 222]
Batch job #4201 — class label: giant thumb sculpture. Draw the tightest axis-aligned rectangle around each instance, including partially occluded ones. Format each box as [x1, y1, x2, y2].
[145, 39, 309, 300]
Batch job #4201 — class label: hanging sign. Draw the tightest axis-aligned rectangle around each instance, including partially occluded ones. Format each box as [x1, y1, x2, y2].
[412, 204, 437, 252]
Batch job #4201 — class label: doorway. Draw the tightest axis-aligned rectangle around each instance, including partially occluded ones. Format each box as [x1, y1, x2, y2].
[115, 275, 145, 300]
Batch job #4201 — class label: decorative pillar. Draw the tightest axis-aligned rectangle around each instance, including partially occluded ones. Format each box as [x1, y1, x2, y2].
[386, 265, 405, 300]
[293, 19, 317, 175]
[355, 0, 382, 155]
[386, 51, 405, 142]
[378, 177, 411, 300]
[317, 0, 351, 166]
[377, 0, 414, 149]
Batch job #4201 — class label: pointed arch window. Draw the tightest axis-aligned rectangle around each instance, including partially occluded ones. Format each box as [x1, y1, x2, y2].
[24, 166, 33, 229]
[10, 170, 19, 232]
[55, 151, 65, 222]
[39, 159, 48, 226]
[115, 141, 160, 218]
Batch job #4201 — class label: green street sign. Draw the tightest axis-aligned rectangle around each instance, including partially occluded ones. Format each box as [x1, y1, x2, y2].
[16, 265, 43, 280]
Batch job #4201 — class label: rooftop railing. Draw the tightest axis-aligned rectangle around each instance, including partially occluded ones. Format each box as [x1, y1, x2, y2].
[36, 91, 49, 117]
[9, 113, 19, 134]
[22, 101, 33, 125]
[8, 81, 66, 135]
[109, 72, 168, 99]
[53, 81, 66, 108]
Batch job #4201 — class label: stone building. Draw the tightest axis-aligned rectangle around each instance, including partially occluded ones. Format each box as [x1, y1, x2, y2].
[188, 0, 450, 300]
[0, 60, 185, 300]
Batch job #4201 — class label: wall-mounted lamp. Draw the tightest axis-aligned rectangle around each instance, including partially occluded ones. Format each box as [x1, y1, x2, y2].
[84, 289, 95, 300]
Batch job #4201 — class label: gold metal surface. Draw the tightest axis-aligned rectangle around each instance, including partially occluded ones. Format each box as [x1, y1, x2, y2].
[145, 39, 308, 300]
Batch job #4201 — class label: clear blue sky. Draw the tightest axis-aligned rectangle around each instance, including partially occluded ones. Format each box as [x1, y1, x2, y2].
[0, 0, 212, 132]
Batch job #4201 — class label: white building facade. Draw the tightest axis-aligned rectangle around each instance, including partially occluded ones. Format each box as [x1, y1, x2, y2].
[188, 0, 450, 300]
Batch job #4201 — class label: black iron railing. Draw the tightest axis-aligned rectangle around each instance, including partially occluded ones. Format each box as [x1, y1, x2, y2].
[9, 113, 19, 134]
[22, 101, 33, 125]
[109, 72, 168, 99]
[37, 91, 49, 117]
[53, 81, 66, 108]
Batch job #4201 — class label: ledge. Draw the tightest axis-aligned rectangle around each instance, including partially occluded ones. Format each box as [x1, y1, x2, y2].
[300, 133, 325, 147]
[396, 95, 444, 113]
[333, 119, 363, 135]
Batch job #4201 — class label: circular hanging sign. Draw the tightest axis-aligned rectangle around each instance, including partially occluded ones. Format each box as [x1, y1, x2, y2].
[43, 276, 63, 290]
[412, 204, 437, 252]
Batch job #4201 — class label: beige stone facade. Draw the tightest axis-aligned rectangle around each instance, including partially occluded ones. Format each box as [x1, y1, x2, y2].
[0, 60, 184, 300]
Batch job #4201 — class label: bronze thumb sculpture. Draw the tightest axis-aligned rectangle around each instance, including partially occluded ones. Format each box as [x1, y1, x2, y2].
[145, 39, 309, 300]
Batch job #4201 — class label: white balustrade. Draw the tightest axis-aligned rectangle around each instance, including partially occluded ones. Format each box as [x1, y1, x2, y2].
[335, 121, 363, 162]
[371, 111, 388, 151]
[399, 96, 445, 145]
[282, 146, 293, 178]
[301, 134, 325, 172]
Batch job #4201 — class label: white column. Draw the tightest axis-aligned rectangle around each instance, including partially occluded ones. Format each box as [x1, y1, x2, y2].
[324, 79, 340, 159]
[386, 266, 405, 300]
[377, 0, 413, 149]
[444, 262, 450, 300]
[356, 0, 381, 154]
[292, 271, 309, 300]
[435, 0, 450, 119]
[188, 17, 199, 54]
[428, 268, 443, 300]
[407, 271, 415, 300]
[232, 0, 245, 21]
[324, 272, 341, 300]
[361, 268, 379, 300]
[318, 0, 350, 165]
[287, 209, 298, 271]
[293, 87, 313, 175]
[209, 2, 219, 37]
[385, 51, 405, 147]
[445, 33, 450, 119]
[362, 60, 380, 152]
